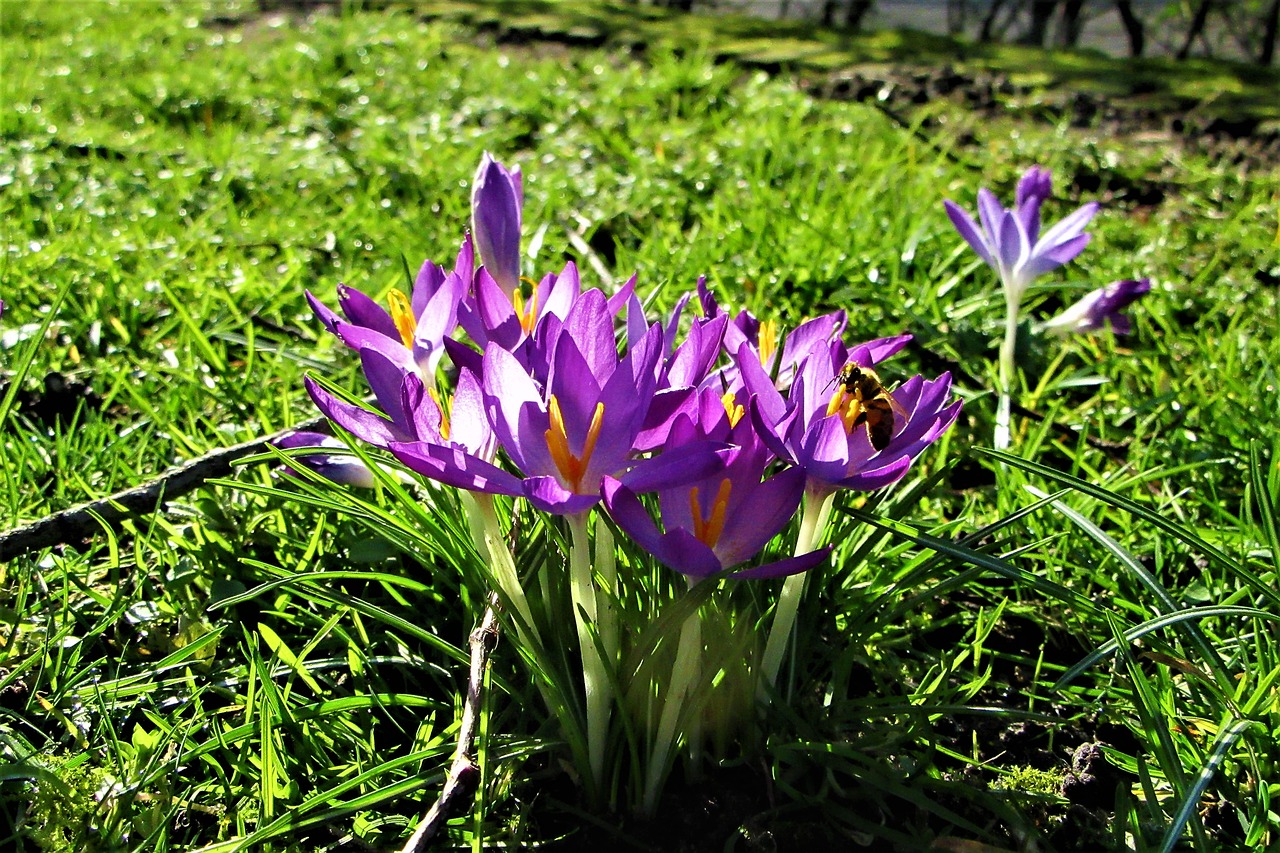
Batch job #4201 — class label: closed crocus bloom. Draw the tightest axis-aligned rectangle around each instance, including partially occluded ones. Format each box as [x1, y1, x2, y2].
[273, 431, 376, 488]
[1038, 278, 1151, 336]
[471, 152, 523, 298]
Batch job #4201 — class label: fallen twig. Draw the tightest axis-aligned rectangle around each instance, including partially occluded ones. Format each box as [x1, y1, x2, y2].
[399, 592, 501, 852]
[0, 415, 325, 562]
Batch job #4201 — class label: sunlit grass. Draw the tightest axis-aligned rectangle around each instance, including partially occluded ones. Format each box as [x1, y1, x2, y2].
[2, 0, 1278, 850]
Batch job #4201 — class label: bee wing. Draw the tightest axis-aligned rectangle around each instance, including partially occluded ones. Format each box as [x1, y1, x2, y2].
[885, 389, 909, 419]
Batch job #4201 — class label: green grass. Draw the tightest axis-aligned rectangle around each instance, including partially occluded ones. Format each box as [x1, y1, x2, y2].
[2, 0, 1279, 850]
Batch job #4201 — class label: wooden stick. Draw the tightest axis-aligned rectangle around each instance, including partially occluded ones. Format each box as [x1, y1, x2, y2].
[0, 415, 326, 562]
[399, 593, 501, 852]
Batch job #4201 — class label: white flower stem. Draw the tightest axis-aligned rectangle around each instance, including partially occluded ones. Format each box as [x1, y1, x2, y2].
[995, 293, 1019, 450]
[642, 589, 702, 815]
[468, 493, 538, 646]
[757, 487, 834, 702]
[568, 510, 610, 791]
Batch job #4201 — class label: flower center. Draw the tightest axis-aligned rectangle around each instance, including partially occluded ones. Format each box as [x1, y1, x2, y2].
[544, 395, 605, 492]
[512, 281, 541, 336]
[757, 318, 778, 366]
[689, 478, 732, 550]
[825, 387, 864, 435]
[387, 289, 415, 349]
[428, 387, 452, 441]
[720, 392, 745, 428]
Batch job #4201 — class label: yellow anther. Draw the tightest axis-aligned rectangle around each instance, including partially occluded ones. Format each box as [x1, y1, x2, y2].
[758, 318, 779, 366]
[689, 478, 732, 549]
[512, 286, 541, 336]
[825, 386, 863, 435]
[428, 387, 452, 441]
[545, 395, 606, 491]
[387, 289, 415, 349]
[721, 392, 745, 427]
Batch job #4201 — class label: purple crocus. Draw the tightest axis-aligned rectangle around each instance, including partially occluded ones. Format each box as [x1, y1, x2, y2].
[306, 235, 473, 383]
[603, 389, 830, 580]
[1038, 278, 1151, 335]
[273, 431, 376, 488]
[744, 335, 961, 497]
[696, 277, 846, 394]
[944, 166, 1097, 307]
[471, 152, 523, 297]
[394, 288, 720, 515]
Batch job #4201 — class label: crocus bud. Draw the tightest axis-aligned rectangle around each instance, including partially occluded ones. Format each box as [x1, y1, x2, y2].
[471, 152, 523, 297]
[1038, 278, 1151, 336]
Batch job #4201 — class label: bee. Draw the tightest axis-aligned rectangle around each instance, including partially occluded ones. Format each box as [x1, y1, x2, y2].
[827, 362, 908, 451]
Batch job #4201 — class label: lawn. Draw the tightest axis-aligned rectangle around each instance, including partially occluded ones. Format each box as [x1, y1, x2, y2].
[2, 1, 1279, 850]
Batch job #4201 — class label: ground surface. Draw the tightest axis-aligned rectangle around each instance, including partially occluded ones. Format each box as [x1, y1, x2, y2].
[2, 2, 1278, 851]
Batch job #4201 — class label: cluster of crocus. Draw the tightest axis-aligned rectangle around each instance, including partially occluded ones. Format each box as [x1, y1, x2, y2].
[944, 166, 1149, 447]
[293, 153, 960, 811]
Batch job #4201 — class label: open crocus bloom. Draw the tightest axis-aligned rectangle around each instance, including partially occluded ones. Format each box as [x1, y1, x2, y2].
[603, 389, 830, 580]
[744, 334, 962, 496]
[944, 166, 1097, 309]
[306, 234, 473, 383]
[1038, 278, 1151, 335]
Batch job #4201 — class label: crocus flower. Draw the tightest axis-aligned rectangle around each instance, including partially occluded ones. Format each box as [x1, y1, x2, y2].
[307, 235, 473, 383]
[603, 389, 829, 580]
[394, 289, 721, 515]
[744, 335, 961, 497]
[1037, 278, 1151, 335]
[943, 166, 1098, 309]
[696, 278, 846, 395]
[274, 431, 376, 488]
[471, 152, 523, 297]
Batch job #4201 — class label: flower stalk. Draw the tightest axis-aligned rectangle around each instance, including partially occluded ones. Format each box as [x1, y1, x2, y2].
[642, 592, 702, 815]
[468, 493, 538, 645]
[568, 510, 611, 792]
[757, 486, 835, 699]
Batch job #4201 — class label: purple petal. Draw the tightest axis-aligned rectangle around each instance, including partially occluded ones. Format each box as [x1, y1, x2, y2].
[619, 440, 728, 494]
[523, 475, 600, 515]
[559, 288, 614, 382]
[390, 440, 523, 496]
[729, 547, 830, 580]
[943, 200, 994, 268]
[471, 153, 522, 296]
[482, 344, 553, 477]
[338, 284, 398, 339]
[306, 376, 409, 448]
[306, 290, 341, 334]
[714, 467, 807, 568]
[275, 431, 376, 488]
[474, 268, 522, 351]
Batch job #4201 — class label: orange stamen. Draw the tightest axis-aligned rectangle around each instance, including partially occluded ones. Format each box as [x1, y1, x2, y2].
[689, 478, 733, 549]
[758, 319, 778, 366]
[512, 285, 540, 336]
[544, 395, 606, 491]
[387, 289, 415, 349]
[428, 388, 452, 440]
[720, 392, 745, 427]
[825, 387, 862, 435]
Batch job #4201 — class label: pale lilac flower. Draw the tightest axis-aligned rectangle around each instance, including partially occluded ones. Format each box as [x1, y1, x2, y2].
[1038, 279, 1151, 335]
[944, 166, 1097, 307]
